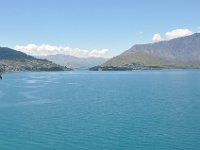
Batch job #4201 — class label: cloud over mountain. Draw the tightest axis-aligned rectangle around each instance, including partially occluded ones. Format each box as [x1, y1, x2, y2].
[15, 44, 113, 58]
[152, 28, 194, 42]
[165, 29, 193, 39]
[152, 34, 163, 42]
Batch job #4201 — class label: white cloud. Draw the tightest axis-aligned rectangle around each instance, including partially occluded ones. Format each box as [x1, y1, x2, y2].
[15, 44, 114, 58]
[152, 34, 163, 42]
[152, 28, 194, 42]
[165, 29, 193, 40]
[136, 32, 144, 36]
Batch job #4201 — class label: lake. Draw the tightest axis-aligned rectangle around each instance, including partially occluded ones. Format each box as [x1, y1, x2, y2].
[0, 70, 200, 150]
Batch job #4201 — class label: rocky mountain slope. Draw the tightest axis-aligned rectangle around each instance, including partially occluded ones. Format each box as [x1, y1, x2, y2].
[90, 33, 200, 71]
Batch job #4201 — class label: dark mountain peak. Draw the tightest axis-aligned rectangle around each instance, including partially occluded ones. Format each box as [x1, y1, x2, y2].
[128, 33, 200, 53]
[0, 47, 34, 60]
[126, 33, 200, 56]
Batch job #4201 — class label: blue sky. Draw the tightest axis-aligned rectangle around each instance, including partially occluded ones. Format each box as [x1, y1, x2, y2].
[0, 0, 200, 57]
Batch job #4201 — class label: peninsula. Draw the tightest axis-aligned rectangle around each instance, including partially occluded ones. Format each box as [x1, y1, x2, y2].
[0, 47, 72, 72]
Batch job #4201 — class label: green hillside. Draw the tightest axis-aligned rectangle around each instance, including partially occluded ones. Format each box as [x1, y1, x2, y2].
[0, 47, 71, 72]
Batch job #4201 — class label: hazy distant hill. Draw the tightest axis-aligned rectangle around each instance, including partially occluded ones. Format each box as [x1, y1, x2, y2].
[90, 33, 200, 71]
[0, 47, 71, 72]
[38, 54, 108, 69]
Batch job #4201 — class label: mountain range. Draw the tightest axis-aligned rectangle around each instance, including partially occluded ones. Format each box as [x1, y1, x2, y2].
[90, 33, 200, 71]
[2, 33, 200, 72]
[0, 47, 71, 72]
[37, 54, 108, 69]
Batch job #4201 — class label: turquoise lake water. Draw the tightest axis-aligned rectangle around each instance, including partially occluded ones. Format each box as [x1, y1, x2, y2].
[0, 70, 200, 150]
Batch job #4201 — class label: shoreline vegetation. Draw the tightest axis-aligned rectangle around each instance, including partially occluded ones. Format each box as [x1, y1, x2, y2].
[89, 65, 200, 71]
[0, 60, 72, 72]
[2, 67, 200, 73]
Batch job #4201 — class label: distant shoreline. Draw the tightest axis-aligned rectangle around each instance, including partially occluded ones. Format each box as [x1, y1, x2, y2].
[3, 68, 200, 74]
[89, 65, 200, 71]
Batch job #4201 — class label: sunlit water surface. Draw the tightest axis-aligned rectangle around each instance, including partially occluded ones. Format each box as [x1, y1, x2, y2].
[0, 70, 200, 149]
